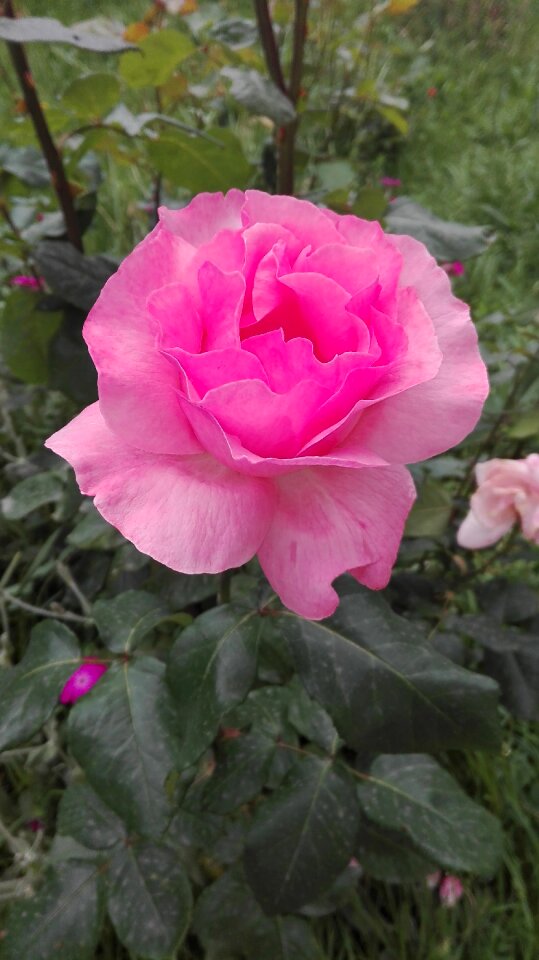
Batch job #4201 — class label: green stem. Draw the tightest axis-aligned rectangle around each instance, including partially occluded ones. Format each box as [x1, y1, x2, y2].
[218, 569, 233, 605]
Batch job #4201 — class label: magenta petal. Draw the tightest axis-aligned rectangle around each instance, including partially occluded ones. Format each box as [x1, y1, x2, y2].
[257, 465, 416, 619]
[242, 190, 342, 248]
[60, 660, 109, 705]
[46, 403, 275, 573]
[158, 190, 245, 246]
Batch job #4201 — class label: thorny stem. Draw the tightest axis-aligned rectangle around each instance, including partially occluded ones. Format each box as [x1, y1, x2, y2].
[2, 0, 83, 250]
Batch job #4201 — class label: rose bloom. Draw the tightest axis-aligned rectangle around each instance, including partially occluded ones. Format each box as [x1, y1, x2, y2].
[47, 191, 487, 619]
[458, 454, 539, 549]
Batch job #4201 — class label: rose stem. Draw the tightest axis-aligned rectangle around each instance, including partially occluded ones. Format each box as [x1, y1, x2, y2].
[2, 0, 83, 250]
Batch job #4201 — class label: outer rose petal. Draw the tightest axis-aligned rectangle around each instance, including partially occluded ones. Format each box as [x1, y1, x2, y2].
[46, 403, 275, 574]
[352, 234, 489, 463]
[456, 510, 513, 549]
[242, 190, 342, 248]
[257, 465, 416, 619]
[158, 190, 245, 246]
[85, 224, 201, 456]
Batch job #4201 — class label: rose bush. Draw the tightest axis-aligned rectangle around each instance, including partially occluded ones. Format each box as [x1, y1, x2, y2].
[46, 190, 488, 618]
[458, 454, 539, 548]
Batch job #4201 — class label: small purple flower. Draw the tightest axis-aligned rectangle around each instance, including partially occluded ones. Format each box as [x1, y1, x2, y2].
[380, 176, 402, 188]
[60, 660, 109, 705]
[26, 818, 45, 833]
[10, 275, 44, 290]
[439, 875, 464, 907]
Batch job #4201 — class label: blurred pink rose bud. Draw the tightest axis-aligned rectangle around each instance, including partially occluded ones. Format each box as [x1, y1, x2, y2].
[439, 875, 464, 907]
[458, 454, 539, 549]
[380, 176, 402, 188]
[60, 660, 109, 705]
[425, 870, 441, 889]
[10, 275, 44, 290]
[441, 261, 465, 277]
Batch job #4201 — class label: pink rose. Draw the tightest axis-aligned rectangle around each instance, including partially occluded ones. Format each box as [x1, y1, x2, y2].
[46, 191, 487, 619]
[458, 454, 539, 549]
[59, 660, 109, 705]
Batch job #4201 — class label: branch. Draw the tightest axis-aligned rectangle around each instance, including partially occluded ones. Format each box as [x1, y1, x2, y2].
[253, 0, 288, 95]
[2, 1, 83, 251]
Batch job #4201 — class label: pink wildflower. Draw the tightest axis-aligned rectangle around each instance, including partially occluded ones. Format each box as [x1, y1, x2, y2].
[10, 275, 44, 290]
[59, 659, 109, 705]
[441, 261, 465, 277]
[427, 86, 438, 98]
[439, 875, 464, 907]
[380, 177, 402, 188]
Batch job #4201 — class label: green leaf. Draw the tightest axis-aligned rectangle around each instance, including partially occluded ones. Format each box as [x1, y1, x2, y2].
[283, 591, 501, 753]
[48, 306, 97, 405]
[0, 289, 62, 384]
[405, 477, 452, 537]
[507, 410, 539, 439]
[244, 754, 358, 913]
[93, 590, 170, 653]
[106, 842, 192, 960]
[57, 783, 125, 850]
[68, 659, 180, 837]
[147, 128, 252, 193]
[209, 17, 258, 49]
[61, 73, 121, 119]
[0, 621, 80, 752]
[35, 241, 117, 313]
[356, 816, 435, 882]
[317, 159, 356, 191]
[193, 869, 325, 959]
[376, 104, 409, 135]
[386, 196, 493, 260]
[1, 471, 64, 520]
[0, 16, 136, 52]
[0, 145, 49, 186]
[482, 639, 539, 722]
[199, 730, 276, 814]
[351, 186, 387, 221]
[357, 754, 503, 876]
[1, 861, 104, 960]
[166, 604, 260, 769]
[120, 28, 195, 88]
[222, 67, 296, 124]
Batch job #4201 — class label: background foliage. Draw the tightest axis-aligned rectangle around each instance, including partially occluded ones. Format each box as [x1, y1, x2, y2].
[0, 1, 538, 958]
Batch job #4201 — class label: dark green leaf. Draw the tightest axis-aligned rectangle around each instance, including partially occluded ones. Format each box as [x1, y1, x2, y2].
[48, 306, 97, 405]
[57, 783, 125, 850]
[352, 186, 388, 220]
[93, 590, 170, 653]
[357, 754, 503, 876]
[482, 640, 539, 721]
[106, 842, 192, 960]
[0, 289, 62, 384]
[0, 16, 136, 52]
[1, 471, 64, 520]
[356, 816, 435, 882]
[166, 604, 260, 769]
[244, 754, 358, 913]
[386, 197, 493, 260]
[193, 868, 325, 959]
[0, 620, 80, 751]
[405, 477, 452, 537]
[222, 68, 296, 124]
[287, 678, 340, 753]
[34, 241, 117, 312]
[61, 73, 121, 119]
[477, 579, 539, 625]
[1, 861, 103, 960]
[120, 28, 195, 88]
[283, 591, 501, 753]
[68, 659, 180, 837]
[199, 730, 275, 814]
[148, 128, 252, 193]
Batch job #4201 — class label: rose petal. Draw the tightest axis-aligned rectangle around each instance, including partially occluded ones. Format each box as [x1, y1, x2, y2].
[257, 465, 416, 619]
[46, 403, 275, 573]
[158, 189, 245, 246]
